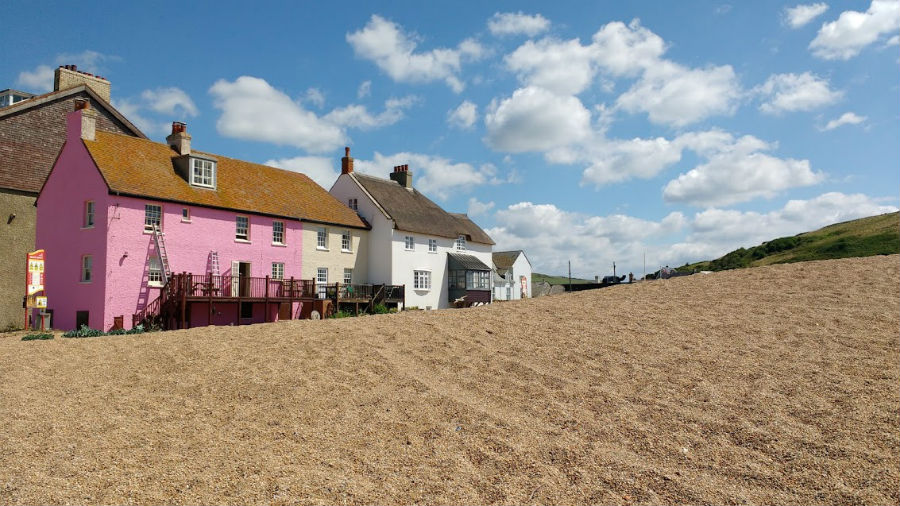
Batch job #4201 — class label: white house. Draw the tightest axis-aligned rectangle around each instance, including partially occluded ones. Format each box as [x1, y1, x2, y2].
[492, 250, 532, 301]
[330, 149, 494, 310]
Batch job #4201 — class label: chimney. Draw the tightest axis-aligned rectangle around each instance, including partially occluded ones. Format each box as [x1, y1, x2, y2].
[341, 146, 354, 174]
[54, 65, 111, 102]
[70, 98, 98, 141]
[390, 164, 413, 189]
[166, 122, 191, 155]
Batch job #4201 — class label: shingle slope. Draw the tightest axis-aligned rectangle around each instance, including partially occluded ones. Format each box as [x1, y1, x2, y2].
[84, 130, 366, 228]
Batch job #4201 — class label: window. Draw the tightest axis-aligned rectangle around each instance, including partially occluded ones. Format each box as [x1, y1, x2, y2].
[428, 239, 437, 253]
[343, 268, 353, 285]
[235, 216, 249, 241]
[81, 255, 92, 283]
[341, 230, 352, 252]
[404, 236, 414, 251]
[317, 227, 328, 250]
[455, 235, 466, 251]
[190, 158, 216, 188]
[182, 208, 190, 222]
[414, 270, 431, 290]
[348, 198, 358, 211]
[148, 256, 163, 286]
[144, 204, 161, 232]
[272, 221, 284, 244]
[316, 267, 328, 298]
[83, 201, 94, 228]
[271, 262, 284, 280]
[466, 271, 491, 290]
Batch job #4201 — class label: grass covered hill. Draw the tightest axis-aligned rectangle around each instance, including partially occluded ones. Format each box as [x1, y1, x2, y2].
[531, 273, 594, 285]
[680, 211, 899, 273]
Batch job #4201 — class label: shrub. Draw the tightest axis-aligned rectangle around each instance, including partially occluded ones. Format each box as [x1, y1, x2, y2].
[332, 310, 354, 319]
[62, 324, 146, 338]
[372, 304, 391, 314]
[22, 333, 53, 341]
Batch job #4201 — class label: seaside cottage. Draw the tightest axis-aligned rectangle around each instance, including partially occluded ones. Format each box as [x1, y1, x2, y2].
[492, 250, 533, 301]
[0, 65, 144, 329]
[330, 150, 494, 310]
[36, 103, 367, 331]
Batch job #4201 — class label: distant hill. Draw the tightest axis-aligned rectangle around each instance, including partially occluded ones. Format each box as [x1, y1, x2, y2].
[678, 212, 899, 273]
[532, 273, 594, 285]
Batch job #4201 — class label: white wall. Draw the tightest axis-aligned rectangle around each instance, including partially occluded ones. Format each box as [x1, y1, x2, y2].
[510, 253, 533, 299]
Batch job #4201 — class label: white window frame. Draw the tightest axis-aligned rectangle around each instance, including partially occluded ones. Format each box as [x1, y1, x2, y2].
[348, 198, 358, 211]
[317, 227, 328, 250]
[272, 220, 285, 245]
[148, 256, 163, 287]
[343, 268, 353, 285]
[190, 158, 216, 188]
[83, 200, 94, 228]
[144, 204, 161, 232]
[455, 235, 466, 251]
[181, 207, 191, 222]
[271, 262, 285, 280]
[413, 270, 431, 290]
[404, 235, 414, 251]
[235, 216, 249, 241]
[341, 230, 352, 252]
[81, 255, 92, 283]
[316, 267, 328, 298]
[428, 238, 437, 253]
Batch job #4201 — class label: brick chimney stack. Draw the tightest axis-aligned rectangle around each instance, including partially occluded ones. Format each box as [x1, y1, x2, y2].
[73, 98, 98, 141]
[54, 65, 111, 102]
[390, 164, 413, 189]
[341, 146, 354, 174]
[166, 122, 191, 155]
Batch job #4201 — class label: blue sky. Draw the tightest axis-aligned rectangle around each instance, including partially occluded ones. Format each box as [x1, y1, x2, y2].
[4, 1, 898, 277]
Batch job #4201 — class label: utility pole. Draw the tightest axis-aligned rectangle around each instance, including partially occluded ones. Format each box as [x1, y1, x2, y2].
[613, 261, 616, 279]
[568, 260, 572, 292]
[643, 251, 646, 280]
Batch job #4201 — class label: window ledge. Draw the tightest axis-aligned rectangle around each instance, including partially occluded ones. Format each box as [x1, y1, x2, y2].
[181, 219, 192, 223]
[81, 225, 95, 230]
[428, 251, 437, 254]
[79, 281, 92, 284]
[148, 282, 164, 288]
[272, 242, 287, 247]
[234, 238, 251, 244]
[341, 249, 353, 253]
[316, 247, 329, 251]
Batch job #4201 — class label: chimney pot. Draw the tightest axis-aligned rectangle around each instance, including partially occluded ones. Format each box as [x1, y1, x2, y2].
[390, 163, 413, 188]
[341, 146, 354, 174]
[166, 122, 191, 155]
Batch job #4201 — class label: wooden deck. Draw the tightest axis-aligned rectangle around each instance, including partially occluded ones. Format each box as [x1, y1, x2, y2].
[134, 273, 405, 329]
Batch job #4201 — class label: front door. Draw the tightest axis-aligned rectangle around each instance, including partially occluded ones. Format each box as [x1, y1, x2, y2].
[231, 261, 252, 297]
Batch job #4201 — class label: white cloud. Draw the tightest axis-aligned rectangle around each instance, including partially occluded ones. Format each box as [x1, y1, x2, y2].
[616, 60, 741, 126]
[573, 135, 684, 186]
[346, 14, 484, 92]
[663, 134, 825, 207]
[784, 3, 829, 28]
[324, 95, 419, 130]
[140, 87, 199, 117]
[756, 72, 842, 114]
[810, 0, 900, 60]
[486, 193, 896, 277]
[591, 19, 667, 77]
[488, 12, 550, 37]
[210, 76, 345, 153]
[487, 202, 686, 277]
[886, 34, 900, 46]
[304, 88, 325, 108]
[354, 152, 494, 200]
[484, 86, 591, 152]
[505, 38, 598, 95]
[16, 65, 54, 92]
[820, 111, 867, 130]
[357, 80, 371, 99]
[264, 156, 338, 189]
[467, 198, 495, 217]
[447, 100, 478, 129]
[666, 192, 898, 265]
[111, 98, 167, 136]
[54, 50, 119, 74]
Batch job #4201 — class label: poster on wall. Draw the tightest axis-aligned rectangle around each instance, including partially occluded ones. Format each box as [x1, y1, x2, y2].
[520, 275, 527, 299]
[27, 250, 45, 296]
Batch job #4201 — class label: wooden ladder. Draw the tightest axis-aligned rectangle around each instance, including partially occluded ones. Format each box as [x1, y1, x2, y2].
[152, 224, 172, 284]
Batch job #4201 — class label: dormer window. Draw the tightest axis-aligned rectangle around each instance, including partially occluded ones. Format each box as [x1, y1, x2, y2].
[190, 158, 216, 188]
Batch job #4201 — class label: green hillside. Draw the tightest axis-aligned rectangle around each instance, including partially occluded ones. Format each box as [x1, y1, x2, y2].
[680, 212, 899, 273]
[532, 273, 594, 285]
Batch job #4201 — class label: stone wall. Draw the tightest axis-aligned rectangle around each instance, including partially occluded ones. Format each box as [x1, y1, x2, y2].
[0, 189, 37, 330]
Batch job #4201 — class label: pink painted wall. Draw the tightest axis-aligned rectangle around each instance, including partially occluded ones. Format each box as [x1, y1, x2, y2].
[35, 110, 109, 331]
[37, 109, 305, 331]
[104, 194, 303, 330]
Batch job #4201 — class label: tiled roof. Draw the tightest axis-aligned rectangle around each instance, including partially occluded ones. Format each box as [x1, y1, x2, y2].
[448, 252, 492, 271]
[352, 173, 494, 244]
[83, 130, 367, 228]
[0, 85, 144, 193]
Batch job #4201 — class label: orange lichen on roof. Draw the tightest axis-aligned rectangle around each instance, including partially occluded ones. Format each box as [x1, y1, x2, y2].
[83, 130, 366, 228]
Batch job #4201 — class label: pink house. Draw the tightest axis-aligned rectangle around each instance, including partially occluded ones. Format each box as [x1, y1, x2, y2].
[37, 101, 367, 331]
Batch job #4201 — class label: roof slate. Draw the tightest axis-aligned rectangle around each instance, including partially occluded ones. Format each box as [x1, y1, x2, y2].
[83, 130, 367, 228]
[448, 252, 492, 271]
[352, 173, 494, 244]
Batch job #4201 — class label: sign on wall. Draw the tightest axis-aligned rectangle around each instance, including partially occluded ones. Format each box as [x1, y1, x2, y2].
[520, 275, 527, 299]
[27, 250, 45, 296]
